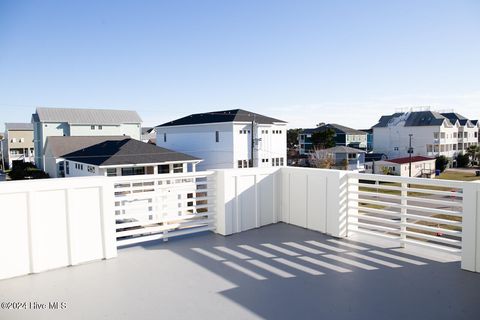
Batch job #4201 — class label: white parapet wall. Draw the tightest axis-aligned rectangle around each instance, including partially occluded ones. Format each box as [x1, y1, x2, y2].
[461, 180, 480, 272]
[0, 176, 117, 280]
[214, 166, 358, 238]
[214, 167, 282, 235]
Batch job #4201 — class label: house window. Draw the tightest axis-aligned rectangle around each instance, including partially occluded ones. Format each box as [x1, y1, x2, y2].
[106, 168, 117, 176]
[393, 147, 399, 151]
[10, 138, 16, 143]
[87, 166, 96, 173]
[98, 125, 103, 130]
[440, 132, 445, 139]
[121, 168, 134, 176]
[275, 158, 280, 166]
[19, 138, 24, 143]
[265, 130, 268, 134]
[434, 132, 439, 139]
[173, 163, 184, 173]
[158, 164, 170, 174]
[238, 160, 243, 168]
[163, 133, 167, 142]
[91, 125, 95, 130]
[215, 131, 219, 142]
[280, 158, 284, 166]
[66, 161, 70, 175]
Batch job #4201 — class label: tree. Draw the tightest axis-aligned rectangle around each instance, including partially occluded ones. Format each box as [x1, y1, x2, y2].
[287, 129, 302, 149]
[467, 145, 480, 165]
[311, 128, 336, 149]
[8, 162, 49, 180]
[309, 148, 335, 169]
[456, 153, 470, 168]
[435, 155, 449, 173]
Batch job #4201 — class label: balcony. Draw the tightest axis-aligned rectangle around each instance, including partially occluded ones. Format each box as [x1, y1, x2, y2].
[1, 168, 480, 318]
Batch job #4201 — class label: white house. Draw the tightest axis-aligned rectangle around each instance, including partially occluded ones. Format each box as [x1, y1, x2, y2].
[365, 155, 436, 178]
[155, 109, 288, 170]
[32, 107, 143, 170]
[43, 136, 201, 178]
[372, 109, 478, 161]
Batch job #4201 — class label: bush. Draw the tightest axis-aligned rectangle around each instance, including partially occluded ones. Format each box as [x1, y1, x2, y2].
[456, 153, 470, 168]
[435, 155, 449, 172]
[8, 162, 49, 180]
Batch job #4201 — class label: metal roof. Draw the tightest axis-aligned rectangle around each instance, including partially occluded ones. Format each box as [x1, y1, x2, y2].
[4, 123, 33, 131]
[156, 109, 287, 127]
[32, 107, 142, 125]
[45, 136, 199, 166]
[386, 156, 435, 164]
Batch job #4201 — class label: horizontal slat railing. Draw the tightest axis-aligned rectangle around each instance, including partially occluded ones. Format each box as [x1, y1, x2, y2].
[347, 172, 463, 255]
[112, 171, 216, 247]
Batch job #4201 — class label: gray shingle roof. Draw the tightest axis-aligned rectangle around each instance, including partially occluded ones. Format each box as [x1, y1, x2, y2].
[5, 123, 33, 131]
[32, 107, 142, 125]
[302, 124, 367, 135]
[373, 111, 447, 128]
[156, 109, 287, 127]
[323, 146, 366, 154]
[45, 136, 199, 166]
[441, 112, 469, 126]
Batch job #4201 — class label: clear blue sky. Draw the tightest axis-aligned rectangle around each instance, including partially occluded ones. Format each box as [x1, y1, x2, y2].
[1, 0, 479, 132]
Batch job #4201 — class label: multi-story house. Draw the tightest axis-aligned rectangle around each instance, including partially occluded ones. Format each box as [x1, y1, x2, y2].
[298, 124, 368, 155]
[2, 123, 35, 168]
[372, 110, 478, 160]
[154, 109, 287, 170]
[441, 113, 479, 152]
[31, 107, 142, 170]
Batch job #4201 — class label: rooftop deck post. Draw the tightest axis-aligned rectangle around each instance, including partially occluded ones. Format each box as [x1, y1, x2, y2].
[461, 180, 480, 272]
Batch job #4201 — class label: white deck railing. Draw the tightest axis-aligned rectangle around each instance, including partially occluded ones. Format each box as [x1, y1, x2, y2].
[1, 167, 480, 281]
[112, 171, 216, 247]
[347, 172, 464, 255]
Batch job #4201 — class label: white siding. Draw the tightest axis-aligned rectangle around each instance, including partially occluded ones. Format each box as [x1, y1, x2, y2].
[157, 123, 235, 171]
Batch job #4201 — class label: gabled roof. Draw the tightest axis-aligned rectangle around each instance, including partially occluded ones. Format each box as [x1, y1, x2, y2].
[323, 146, 366, 154]
[5, 123, 33, 131]
[386, 156, 435, 164]
[156, 109, 287, 127]
[32, 107, 142, 125]
[302, 124, 367, 135]
[373, 111, 446, 128]
[440, 112, 469, 126]
[46, 136, 199, 166]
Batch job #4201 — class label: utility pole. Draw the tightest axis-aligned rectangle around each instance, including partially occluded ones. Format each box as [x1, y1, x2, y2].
[251, 115, 255, 168]
[0, 138, 5, 171]
[408, 134, 413, 177]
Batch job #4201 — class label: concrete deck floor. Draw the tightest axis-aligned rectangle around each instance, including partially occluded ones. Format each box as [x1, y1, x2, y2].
[1, 223, 480, 320]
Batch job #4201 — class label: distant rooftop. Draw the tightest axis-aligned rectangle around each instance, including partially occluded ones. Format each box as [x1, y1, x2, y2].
[156, 109, 287, 127]
[303, 124, 367, 135]
[323, 146, 366, 154]
[32, 107, 142, 125]
[373, 111, 450, 128]
[387, 156, 435, 164]
[4, 123, 33, 131]
[46, 136, 199, 166]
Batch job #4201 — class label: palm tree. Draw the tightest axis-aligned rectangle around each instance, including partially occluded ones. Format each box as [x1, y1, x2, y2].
[467, 145, 480, 166]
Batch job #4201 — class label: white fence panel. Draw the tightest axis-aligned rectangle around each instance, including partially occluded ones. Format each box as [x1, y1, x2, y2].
[0, 177, 116, 281]
[214, 168, 280, 235]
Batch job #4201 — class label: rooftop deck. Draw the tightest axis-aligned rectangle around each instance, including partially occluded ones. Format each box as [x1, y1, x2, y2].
[1, 223, 479, 320]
